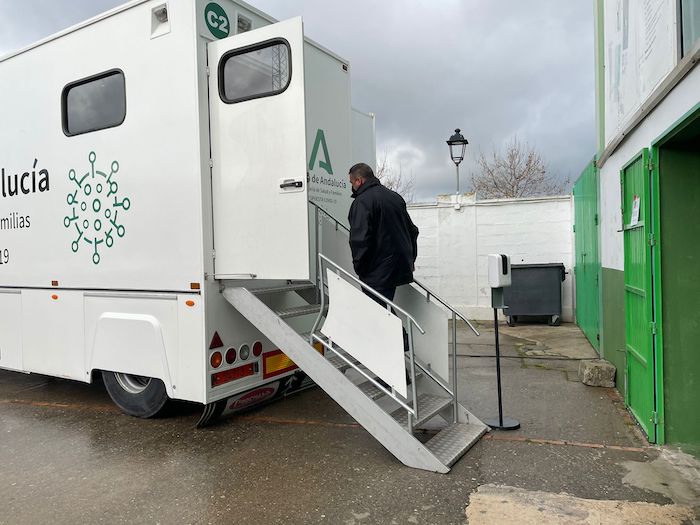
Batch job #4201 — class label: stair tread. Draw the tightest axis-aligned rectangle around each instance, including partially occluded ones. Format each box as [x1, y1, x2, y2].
[326, 353, 359, 371]
[391, 393, 452, 428]
[275, 304, 322, 319]
[424, 422, 487, 467]
[357, 379, 386, 400]
[251, 283, 315, 295]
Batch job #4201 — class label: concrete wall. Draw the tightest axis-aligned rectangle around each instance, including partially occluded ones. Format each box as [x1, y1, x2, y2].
[408, 194, 574, 322]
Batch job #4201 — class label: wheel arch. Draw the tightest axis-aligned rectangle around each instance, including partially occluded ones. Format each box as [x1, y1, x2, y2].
[86, 312, 174, 397]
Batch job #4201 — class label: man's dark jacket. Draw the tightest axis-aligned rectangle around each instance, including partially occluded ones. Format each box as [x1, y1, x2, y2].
[348, 178, 419, 290]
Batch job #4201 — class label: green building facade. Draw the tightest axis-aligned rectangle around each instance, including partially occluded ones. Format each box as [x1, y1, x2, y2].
[574, 0, 700, 455]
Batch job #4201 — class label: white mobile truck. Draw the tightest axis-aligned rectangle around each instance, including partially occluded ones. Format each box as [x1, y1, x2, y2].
[0, 0, 486, 472]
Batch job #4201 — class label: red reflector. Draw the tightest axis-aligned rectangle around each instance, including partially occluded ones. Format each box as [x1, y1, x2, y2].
[211, 363, 256, 387]
[209, 331, 224, 349]
[225, 347, 237, 364]
[253, 341, 263, 357]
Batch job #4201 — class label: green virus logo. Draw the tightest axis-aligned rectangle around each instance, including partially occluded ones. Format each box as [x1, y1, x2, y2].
[63, 151, 131, 265]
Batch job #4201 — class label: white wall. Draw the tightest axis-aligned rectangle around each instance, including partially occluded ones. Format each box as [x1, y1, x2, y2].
[408, 194, 574, 321]
[600, 64, 700, 271]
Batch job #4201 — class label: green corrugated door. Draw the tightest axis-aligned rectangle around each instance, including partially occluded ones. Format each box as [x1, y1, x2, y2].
[573, 159, 600, 350]
[621, 149, 656, 440]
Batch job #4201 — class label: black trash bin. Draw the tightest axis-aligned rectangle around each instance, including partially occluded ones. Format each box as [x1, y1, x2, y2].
[502, 263, 565, 326]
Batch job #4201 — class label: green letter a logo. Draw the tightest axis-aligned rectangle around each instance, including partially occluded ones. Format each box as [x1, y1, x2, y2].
[308, 129, 333, 174]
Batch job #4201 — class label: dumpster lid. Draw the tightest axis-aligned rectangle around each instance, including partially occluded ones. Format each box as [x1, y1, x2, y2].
[511, 263, 565, 269]
[511, 263, 566, 281]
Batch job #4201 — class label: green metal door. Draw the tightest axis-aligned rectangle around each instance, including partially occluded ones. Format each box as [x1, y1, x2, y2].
[621, 149, 656, 440]
[573, 159, 600, 350]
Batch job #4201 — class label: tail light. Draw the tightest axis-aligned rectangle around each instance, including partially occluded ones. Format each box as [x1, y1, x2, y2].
[210, 351, 223, 368]
[253, 341, 263, 357]
[225, 347, 237, 364]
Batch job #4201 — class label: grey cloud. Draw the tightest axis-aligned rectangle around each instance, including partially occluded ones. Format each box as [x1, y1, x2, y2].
[1, 0, 594, 200]
[254, 0, 594, 200]
[0, 0, 124, 56]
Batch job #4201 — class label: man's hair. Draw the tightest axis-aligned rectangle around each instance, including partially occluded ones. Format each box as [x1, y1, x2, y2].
[348, 162, 375, 179]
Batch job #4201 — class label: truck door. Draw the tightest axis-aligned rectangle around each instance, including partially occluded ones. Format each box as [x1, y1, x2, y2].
[208, 17, 309, 280]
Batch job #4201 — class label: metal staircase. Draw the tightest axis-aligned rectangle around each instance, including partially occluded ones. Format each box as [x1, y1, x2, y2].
[217, 202, 488, 473]
[223, 279, 487, 473]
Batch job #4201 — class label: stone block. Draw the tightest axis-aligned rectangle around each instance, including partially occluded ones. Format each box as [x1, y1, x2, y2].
[578, 359, 616, 387]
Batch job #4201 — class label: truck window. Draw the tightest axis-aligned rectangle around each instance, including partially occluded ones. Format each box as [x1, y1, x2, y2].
[219, 40, 290, 104]
[62, 70, 126, 136]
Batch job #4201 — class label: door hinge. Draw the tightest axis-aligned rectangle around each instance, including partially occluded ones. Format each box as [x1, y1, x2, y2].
[652, 411, 658, 424]
[650, 321, 657, 335]
[648, 232, 656, 246]
[209, 159, 214, 168]
[594, 213, 599, 225]
[212, 250, 216, 260]
[573, 224, 576, 233]
[648, 159, 655, 172]
[206, 66, 211, 77]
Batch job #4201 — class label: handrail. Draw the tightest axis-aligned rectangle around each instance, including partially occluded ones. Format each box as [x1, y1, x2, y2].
[309, 200, 350, 232]
[411, 280, 480, 336]
[309, 200, 479, 336]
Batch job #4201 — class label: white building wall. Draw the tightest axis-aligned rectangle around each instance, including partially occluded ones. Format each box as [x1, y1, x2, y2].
[599, 65, 700, 271]
[408, 194, 574, 322]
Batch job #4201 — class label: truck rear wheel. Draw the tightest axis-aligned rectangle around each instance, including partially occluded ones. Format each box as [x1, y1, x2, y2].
[102, 371, 170, 418]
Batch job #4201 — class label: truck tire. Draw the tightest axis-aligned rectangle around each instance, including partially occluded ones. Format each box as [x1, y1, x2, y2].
[102, 371, 170, 418]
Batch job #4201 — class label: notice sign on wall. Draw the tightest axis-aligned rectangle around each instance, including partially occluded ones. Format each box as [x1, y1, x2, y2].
[604, 0, 678, 145]
[630, 195, 641, 226]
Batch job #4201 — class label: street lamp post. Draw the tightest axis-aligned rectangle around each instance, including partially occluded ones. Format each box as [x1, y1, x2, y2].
[446, 128, 468, 194]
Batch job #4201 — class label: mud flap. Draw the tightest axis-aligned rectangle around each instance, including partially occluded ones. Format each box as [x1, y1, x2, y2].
[196, 371, 314, 428]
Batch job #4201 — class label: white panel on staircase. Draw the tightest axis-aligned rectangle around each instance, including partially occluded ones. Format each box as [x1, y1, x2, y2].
[394, 284, 449, 382]
[320, 269, 407, 398]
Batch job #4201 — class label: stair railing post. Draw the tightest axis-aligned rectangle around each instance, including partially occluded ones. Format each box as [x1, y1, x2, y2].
[314, 204, 321, 304]
[407, 319, 418, 433]
[452, 311, 458, 423]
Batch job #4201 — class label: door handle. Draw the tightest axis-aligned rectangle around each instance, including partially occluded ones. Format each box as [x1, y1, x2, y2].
[280, 180, 303, 189]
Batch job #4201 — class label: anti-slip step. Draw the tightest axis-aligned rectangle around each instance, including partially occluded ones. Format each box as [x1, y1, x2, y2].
[357, 379, 387, 400]
[390, 393, 453, 429]
[275, 304, 322, 319]
[251, 283, 315, 295]
[326, 353, 359, 371]
[424, 422, 487, 467]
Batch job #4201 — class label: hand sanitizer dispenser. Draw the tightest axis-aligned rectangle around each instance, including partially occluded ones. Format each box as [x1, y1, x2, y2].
[488, 254, 511, 289]
[485, 252, 520, 430]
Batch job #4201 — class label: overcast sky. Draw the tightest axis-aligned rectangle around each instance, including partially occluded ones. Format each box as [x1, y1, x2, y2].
[0, 0, 595, 201]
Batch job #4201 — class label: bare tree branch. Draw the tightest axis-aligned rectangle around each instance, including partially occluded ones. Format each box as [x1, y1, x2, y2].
[470, 137, 569, 200]
[376, 150, 416, 203]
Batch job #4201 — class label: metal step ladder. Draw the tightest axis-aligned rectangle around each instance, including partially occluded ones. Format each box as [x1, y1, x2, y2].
[223, 264, 488, 473]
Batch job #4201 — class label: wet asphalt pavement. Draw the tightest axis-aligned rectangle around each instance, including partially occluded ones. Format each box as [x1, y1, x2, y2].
[1, 322, 695, 524]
